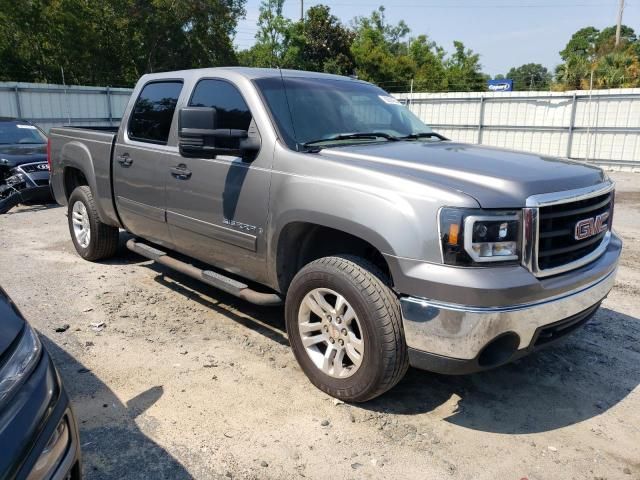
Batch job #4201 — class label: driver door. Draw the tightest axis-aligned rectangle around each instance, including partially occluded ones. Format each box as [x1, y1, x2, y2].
[165, 78, 272, 283]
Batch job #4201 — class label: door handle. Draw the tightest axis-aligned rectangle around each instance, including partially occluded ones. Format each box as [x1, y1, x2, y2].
[170, 164, 192, 180]
[116, 154, 133, 167]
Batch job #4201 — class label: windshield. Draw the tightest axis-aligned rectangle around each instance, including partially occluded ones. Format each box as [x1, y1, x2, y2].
[0, 122, 47, 145]
[254, 76, 433, 150]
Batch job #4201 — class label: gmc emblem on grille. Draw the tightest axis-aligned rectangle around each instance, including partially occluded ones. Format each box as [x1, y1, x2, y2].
[574, 212, 609, 240]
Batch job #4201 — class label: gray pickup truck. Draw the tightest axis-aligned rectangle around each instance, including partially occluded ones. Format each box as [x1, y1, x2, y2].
[49, 68, 621, 402]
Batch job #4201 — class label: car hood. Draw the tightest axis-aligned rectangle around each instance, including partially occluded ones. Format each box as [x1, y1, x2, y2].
[0, 144, 47, 168]
[0, 288, 25, 358]
[320, 141, 607, 208]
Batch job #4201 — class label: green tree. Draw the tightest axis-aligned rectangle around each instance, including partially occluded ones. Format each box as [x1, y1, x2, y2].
[443, 41, 486, 91]
[350, 7, 414, 89]
[555, 55, 592, 89]
[555, 25, 640, 89]
[505, 63, 552, 90]
[0, 0, 246, 85]
[596, 25, 637, 54]
[409, 35, 447, 91]
[560, 26, 600, 62]
[284, 5, 355, 75]
[594, 50, 639, 88]
[129, 0, 245, 76]
[240, 0, 290, 67]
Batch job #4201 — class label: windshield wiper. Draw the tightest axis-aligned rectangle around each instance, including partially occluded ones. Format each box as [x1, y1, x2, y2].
[398, 132, 448, 141]
[302, 132, 400, 149]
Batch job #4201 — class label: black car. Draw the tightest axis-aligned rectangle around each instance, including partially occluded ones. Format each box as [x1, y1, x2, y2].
[0, 118, 52, 214]
[0, 287, 81, 479]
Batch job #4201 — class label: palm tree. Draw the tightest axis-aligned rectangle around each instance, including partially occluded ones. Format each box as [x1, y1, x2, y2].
[594, 50, 638, 88]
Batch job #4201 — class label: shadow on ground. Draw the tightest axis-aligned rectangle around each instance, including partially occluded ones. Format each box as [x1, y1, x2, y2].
[101, 232, 150, 266]
[127, 248, 639, 435]
[3, 203, 60, 215]
[362, 307, 640, 434]
[41, 336, 193, 480]
[149, 262, 288, 347]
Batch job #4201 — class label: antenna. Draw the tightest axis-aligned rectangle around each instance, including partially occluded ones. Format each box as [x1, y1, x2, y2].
[279, 67, 299, 151]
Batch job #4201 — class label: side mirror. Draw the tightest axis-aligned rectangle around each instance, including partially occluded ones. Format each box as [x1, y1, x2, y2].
[178, 107, 260, 160]
[179, 106, 217, 137]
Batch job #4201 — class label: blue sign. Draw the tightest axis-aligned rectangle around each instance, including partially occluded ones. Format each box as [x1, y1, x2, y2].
[487, 79, 513, 92]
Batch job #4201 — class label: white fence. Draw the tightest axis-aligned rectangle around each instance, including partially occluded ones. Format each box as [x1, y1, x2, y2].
[0, 82, 133, 133]
[1, 81, 639, 168]
[395, 89, 640, 169]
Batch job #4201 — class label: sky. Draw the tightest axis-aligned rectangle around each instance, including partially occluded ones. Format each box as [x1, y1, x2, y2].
[233, 0, 640, 77]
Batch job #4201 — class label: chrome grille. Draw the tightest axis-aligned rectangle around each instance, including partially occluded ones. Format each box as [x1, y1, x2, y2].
[538, 191, 613, 270]
[523, 182, 614, 277]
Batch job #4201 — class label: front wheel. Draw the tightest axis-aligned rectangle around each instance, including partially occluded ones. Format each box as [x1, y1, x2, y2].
[285, 256, 408, 402]
[68, 185, 119, 261]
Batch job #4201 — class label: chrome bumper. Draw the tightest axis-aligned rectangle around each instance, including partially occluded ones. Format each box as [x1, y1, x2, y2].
[401, 267, 617, 361]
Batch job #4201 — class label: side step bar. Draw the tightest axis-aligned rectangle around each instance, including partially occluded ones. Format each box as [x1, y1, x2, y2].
[126, 239, 283, 306]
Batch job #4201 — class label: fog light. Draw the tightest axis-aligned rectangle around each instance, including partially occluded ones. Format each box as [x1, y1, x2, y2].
[26, 419, 69, 480]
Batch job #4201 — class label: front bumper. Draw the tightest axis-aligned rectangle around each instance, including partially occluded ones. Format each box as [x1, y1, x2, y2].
[397, 233, 621, 374]
[0, 351, 81, 480]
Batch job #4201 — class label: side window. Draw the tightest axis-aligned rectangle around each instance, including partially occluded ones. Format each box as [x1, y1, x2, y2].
[128, 81, 183, 144]
[189, 79, 252, 130]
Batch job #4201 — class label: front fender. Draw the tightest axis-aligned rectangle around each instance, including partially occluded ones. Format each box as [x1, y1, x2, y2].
[267, 169, 455, 287]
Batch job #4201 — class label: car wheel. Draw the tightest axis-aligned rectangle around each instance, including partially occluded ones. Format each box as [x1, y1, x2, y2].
[68, 185, 119, 261]
[286, 255, 408, 402]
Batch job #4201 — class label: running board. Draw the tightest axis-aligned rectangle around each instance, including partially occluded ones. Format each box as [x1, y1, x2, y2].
[126, 239, 283, 306]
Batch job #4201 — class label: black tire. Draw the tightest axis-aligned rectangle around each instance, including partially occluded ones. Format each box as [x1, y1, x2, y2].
[286, 255, 409, 402]
[67, 185, 119, 261]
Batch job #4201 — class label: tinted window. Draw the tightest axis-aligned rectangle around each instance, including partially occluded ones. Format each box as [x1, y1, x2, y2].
[129, 81, 183, 144]
[189, 79, 252, 130]
[255, 77, 432, 149]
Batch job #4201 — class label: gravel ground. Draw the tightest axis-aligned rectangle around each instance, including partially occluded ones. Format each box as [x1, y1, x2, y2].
[0, 172, 639, 480]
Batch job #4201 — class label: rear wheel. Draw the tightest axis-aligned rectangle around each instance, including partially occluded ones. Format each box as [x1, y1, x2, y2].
[68, 186, 119, 261]
[286, 255, 408, 402]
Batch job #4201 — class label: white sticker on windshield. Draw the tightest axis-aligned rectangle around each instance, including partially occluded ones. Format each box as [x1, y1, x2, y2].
[379, 95, 401, 105]
[16, 124, 37, 129]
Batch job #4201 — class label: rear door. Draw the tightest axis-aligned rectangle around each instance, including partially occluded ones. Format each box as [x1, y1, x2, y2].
[112, 80, 184, 247]
[165, 78, 272, 282]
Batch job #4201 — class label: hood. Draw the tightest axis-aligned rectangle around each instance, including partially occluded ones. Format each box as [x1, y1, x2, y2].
[320, 141, 606, 208]
[0, 288, 26, 358]
[0, 143, 47, 169]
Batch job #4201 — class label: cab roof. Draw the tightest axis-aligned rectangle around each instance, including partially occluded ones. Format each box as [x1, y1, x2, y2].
[140, 67, 367, 84]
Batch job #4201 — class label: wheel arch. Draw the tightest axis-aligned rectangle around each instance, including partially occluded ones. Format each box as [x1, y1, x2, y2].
[271, 217, 395, 294]
[57, 141, 119, 227]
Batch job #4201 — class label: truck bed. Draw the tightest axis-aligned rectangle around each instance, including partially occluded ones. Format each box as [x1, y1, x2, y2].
[49, 126, 120, 226]
[60, 125, 120, 133]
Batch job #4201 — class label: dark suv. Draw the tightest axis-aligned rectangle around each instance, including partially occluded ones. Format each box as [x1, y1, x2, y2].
[0, 287, 81, 479]
[0, 118, 52, 213]
[0, 118, 48, 180]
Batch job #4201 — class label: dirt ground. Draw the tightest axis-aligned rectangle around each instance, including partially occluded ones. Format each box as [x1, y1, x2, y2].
[0, 172, 639, 480]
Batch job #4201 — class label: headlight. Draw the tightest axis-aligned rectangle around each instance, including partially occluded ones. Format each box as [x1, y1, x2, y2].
[0, 324, 42, 406]
[6, 173, 25, 186]
[26, 419, 70, 480]
[439, 208, 521, 266]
